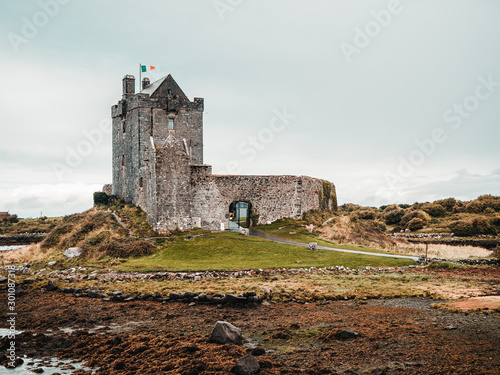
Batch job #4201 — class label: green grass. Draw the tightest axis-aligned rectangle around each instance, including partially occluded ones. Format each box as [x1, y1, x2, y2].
[426, 261, 465, 269]
[117, 231, 415, 272]
[254, 219, 395, 255]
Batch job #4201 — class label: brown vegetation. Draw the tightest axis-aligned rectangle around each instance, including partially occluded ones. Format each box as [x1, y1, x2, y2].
[38, 208, 156, 259]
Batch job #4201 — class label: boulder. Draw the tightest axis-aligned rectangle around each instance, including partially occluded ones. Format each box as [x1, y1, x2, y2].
[47, 261, 57, 267]
[335, 328, 359, 339]
[308, 242, 318, 251]
[210, 321, 243, 345]
[231, 355, 260, 375]
[45, 280, 58, 292]
[63, 247, 83, 258]
[240, 228, 250, 236]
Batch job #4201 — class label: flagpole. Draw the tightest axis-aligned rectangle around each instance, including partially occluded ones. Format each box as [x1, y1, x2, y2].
[139, 63, 141, 92]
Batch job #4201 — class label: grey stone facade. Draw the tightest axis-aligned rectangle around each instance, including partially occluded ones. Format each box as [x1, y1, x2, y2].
[109, 74, 336, 232]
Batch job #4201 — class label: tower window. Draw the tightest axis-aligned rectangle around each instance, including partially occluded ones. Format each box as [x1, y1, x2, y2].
[121, 155, 125, 167]
[168, 118, 174, 130]
[139, 177, 143, 187]
[122, 120, 126, 133]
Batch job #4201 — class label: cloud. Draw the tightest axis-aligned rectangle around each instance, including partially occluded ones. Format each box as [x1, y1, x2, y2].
[360, 169, 500, 207]
[0, 0, 499, 217]
[0, 183, 102, 218]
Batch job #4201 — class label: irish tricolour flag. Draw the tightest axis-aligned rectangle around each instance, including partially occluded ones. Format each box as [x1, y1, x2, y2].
[141, 65, 155, 72]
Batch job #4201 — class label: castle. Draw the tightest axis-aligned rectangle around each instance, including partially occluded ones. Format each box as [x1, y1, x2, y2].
[106, 74, 337, 231]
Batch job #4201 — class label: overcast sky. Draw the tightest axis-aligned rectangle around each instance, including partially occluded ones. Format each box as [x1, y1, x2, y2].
[1, 0, 499, 218]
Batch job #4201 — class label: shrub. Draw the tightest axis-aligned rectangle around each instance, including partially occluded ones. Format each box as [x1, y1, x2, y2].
[436, 198, 458, 212]
[93, 192, 109, 206]
[339, 203, 362, 213]
[400, 210, 430, 227]
[422, 203, 446, 217]
[491, 215, 500, 227]
[449, 220, 474, 237]
[371, 221, 387, 233]
[384, 207, 405, 225]
[356, 209, 376, 220]
[426, 261, 464, 269]
[484, 207, 496, 215]
[493, 245, 500, 259]
[472, 216, 497, 235]
[407, 218, 425, 231]
[477, 194, 500, 211]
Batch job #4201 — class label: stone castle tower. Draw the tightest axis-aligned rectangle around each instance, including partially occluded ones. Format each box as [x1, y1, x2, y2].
[110, 74, 337, 231]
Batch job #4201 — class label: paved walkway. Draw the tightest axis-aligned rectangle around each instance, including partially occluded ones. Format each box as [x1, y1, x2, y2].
[249, 229, 419, 262]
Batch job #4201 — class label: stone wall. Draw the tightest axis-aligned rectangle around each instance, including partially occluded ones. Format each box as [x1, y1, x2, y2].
[190, 174, 336, 231]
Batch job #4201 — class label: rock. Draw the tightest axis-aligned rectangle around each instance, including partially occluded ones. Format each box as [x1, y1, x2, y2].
[251, 347, 266, 356]
[184, 291, 198, 299]
[169, 292, 181, 300]
[2, 357, 24, 368]
[335, 328, 359, 339]
[47, 261, 57, 267]
[63, 247, 83, 258]
[0, 277, 7, 283]
[13, 358, 24, 368]
[225, 294, 247, 304]
[308, 242, 318, 251]
[231, 355, 260, 375]
[46, 280, 58, 291]
[444, 325, 457, 330]
[210, 321, 243, 345]
[240, 228, 249, 236]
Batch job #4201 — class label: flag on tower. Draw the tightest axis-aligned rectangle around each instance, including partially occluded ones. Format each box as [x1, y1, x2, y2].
[141, 65, 155, 72]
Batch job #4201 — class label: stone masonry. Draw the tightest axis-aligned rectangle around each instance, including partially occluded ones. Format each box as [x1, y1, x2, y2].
[108, 74, 337, 231]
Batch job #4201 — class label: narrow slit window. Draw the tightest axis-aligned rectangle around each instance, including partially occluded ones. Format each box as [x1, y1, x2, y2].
[168, 118, 174, 130]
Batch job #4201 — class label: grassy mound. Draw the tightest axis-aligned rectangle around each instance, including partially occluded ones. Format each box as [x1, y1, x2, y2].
[40, 208, 155, 259]
[119, 231, 415, 272]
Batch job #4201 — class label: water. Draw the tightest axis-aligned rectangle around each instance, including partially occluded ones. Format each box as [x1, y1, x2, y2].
[0, 245, 26, 252]
[0, 329, 98, 374]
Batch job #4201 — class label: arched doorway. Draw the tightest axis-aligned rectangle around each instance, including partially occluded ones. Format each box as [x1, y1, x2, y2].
[228, 201, 251, 230]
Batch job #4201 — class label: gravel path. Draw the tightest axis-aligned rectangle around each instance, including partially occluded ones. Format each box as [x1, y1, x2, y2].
[249, 229, 419, 261]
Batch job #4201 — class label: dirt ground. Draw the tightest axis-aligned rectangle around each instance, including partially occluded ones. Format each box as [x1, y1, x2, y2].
[1, 274, 499, 375]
